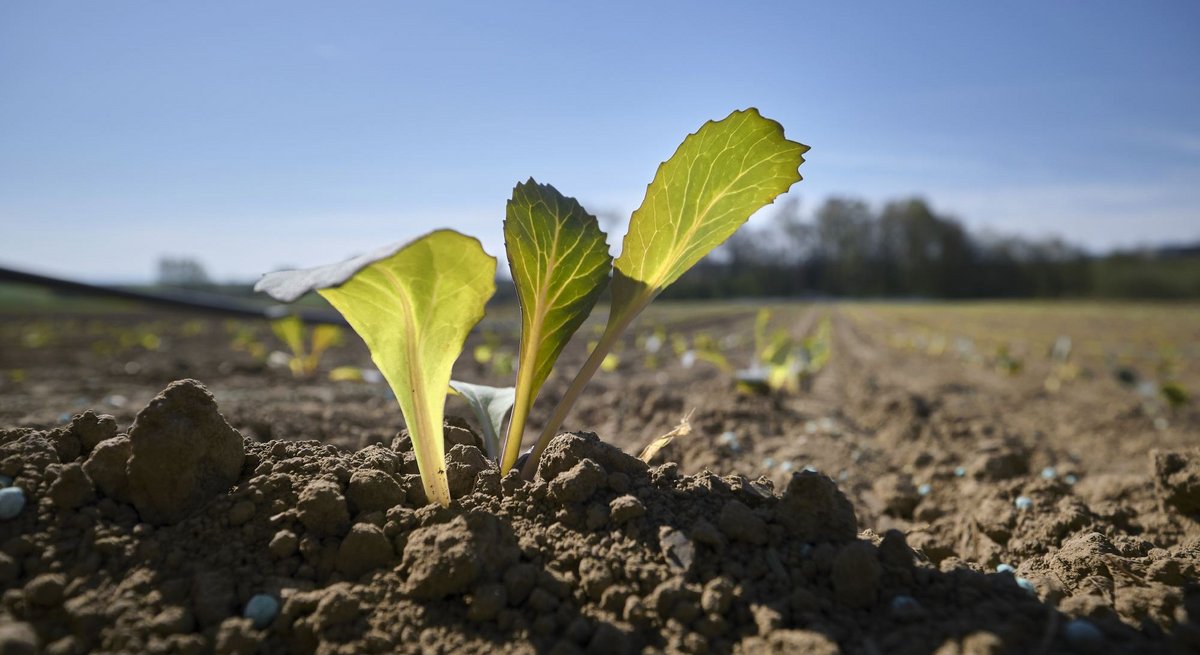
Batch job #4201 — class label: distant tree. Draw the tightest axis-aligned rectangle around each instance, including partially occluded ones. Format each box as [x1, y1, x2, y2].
[157, 257, 212, 288]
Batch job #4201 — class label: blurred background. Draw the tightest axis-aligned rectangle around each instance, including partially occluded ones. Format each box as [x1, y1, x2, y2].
[3, 7, 1199, 644]
[2, 1, 1197, 296]
[0, 2, 1196, 449]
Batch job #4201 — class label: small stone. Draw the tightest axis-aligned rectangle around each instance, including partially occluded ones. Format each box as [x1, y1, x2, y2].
[243, 594, 280, 629]
[268, 530, 299, 558]
[0, 487, 26, 520]
[24, 573, 66, 606]
[996, 563, 1015, 574]
[1014, 496, 1033, 511]
[1041, 467, 1057, 480]
[1016, 577, 1037, 595]
[608, 495, 645, 525]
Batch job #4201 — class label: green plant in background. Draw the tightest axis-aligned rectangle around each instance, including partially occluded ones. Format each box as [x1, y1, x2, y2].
[257, 230, 496, 507]
[229, 323, 269, 361]
[473, 331, 502, 365]
[1161, 381, 1189, 409]
[269, 314, 344, 378]
[735, 313, 832, 394]
[994, 344, 1022, 376]
[689, 331, 733, 373]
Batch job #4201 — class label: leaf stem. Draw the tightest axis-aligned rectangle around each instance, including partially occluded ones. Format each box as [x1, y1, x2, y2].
[520, 305, 639, 479]
[500, 362, 536, 474]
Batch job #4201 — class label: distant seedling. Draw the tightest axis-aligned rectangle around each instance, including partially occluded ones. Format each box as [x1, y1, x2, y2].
[256, 108, 807, 503]
[735, 311, 832, 394]
[269, 314, 344, 378]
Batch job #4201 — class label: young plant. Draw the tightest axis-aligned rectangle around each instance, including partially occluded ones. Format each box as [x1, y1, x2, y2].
[499, 180, 612, 474]
[256, 230, 496, 507]
[269, 314, 344, 377]
[520, 108, 808, 478]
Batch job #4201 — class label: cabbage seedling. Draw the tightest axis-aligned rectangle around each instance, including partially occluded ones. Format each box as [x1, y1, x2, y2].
[269, 314, 344, 377]
[521, 108, 807, 477]
[256, 230, 496, 506]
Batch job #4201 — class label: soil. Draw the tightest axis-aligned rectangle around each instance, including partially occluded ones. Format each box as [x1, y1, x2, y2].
[0, 305, 1198, 654]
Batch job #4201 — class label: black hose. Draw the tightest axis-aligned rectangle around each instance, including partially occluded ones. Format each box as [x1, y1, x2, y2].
[0, 265, 347, 326]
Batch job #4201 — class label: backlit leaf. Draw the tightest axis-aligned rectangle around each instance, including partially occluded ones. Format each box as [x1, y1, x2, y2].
[256, 230, 496, 506]
[524, 109, 806, 476]
[500, 179, 612, 473]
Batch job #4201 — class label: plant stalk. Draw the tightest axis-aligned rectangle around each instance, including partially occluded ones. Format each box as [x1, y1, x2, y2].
[520, 307, 639, 479]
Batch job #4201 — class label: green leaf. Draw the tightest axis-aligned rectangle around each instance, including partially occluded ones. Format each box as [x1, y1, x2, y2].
[270, 315, 306, 359]
[449, 380, 516, 460]
[524, 108, 807, 477]
[257, 230, 496, 506]
[501, 179, 612, 473]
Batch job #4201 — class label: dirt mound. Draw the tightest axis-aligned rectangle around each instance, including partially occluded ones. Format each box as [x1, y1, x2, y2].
[1, 381, 1197, 653]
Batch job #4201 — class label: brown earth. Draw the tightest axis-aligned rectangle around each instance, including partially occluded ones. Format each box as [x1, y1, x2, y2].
[0, 305, 1198, 654]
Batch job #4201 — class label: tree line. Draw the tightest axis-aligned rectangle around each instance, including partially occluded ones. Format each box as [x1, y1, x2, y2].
[661, 197, 1200, 300]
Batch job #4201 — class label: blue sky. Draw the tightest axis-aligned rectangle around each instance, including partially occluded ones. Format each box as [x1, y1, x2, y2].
[2, 1, 1198, 282]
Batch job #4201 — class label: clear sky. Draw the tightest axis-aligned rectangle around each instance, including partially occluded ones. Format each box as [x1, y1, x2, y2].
[2, 1, 1198, 282]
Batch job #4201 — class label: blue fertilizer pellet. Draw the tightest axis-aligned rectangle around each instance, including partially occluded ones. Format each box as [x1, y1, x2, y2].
[0, 487, 26, 520]
[243, 594, 280, 629]
[1064, 618, 1105, 653]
